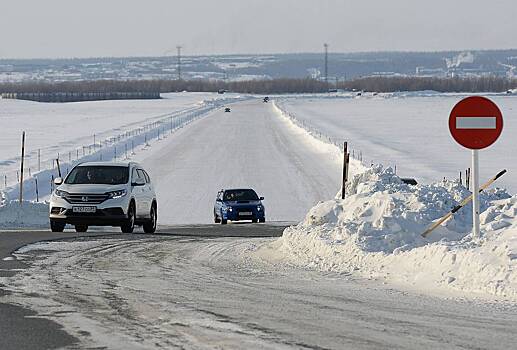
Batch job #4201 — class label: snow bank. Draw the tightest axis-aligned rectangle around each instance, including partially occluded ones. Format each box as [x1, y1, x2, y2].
[268, 165, 517, 301]
[0, 200, 49, 228]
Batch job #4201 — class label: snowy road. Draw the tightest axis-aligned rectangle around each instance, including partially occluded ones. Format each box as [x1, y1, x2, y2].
[136, 100, 342, 224]
[3, 233, 517, 349]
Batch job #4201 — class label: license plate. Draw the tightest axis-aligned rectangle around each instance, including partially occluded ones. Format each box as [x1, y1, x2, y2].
[239, 211, 252, 216]
[72, 206, 97, 213]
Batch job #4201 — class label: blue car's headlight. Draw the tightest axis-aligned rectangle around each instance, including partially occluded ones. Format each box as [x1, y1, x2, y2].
[107, 189, 127, 199]
[257, 205, 262, 211]
[228, 206, 233, 212]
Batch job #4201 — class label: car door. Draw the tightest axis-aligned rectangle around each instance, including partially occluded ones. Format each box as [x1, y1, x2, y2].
[141, 169, 154, 217]
[131, 167, 146, 217]
[137, 169, 152, 216]
[215, 191, 223, 215]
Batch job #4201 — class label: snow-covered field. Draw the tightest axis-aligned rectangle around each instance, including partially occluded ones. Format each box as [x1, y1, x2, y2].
[276, 92, 517, 192]
[2, 92, 517, 304]
[0, 93, 246, 211]
[0, 92, 241, 196]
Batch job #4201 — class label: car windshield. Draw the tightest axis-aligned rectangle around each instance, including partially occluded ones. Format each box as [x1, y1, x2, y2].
[223, 189, 259, 201]
[65, 166, 129, 185]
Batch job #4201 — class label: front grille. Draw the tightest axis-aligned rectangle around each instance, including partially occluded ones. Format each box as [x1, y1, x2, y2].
[64, 193, 109, 204]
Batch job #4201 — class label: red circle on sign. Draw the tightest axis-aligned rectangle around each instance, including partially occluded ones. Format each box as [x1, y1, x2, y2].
[449, 96, 503, 150]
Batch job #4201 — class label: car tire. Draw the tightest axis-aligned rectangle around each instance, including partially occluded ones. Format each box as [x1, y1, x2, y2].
[143, 204, 157, 234]
[259, 217, 266, 223]
[252, 218, 258, 223]
[221, 218, 227, 225]
[214, 213, 221, 223]
[50, 220, 65, 232]
[75, 225, 88, 233]
[121, 202, 135, 233]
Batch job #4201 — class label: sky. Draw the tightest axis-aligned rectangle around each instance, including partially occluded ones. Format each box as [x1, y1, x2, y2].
[0, 0, 515, 58]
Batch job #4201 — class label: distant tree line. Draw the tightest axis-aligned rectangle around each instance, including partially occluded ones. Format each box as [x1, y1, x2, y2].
[0, 76, 516, 95]
[339, 76, 517, 93]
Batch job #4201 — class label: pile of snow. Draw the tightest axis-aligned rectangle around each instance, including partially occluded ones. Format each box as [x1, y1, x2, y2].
[0, 200, 49, 228]
[266, 165, 517, 301]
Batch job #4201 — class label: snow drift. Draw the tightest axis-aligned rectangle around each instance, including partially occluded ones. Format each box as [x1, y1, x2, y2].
[0, 200, 49, 228]
[268, 165, 517, 301]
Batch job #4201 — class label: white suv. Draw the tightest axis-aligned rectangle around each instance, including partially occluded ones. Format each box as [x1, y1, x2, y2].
[49, 161, 157, 233]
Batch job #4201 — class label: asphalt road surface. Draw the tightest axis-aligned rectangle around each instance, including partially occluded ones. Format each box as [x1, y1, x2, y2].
[1, 225, 517, 350]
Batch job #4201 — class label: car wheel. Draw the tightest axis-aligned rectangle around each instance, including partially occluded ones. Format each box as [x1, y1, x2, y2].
[252, 218, 258, 223]
[221, 218, 227, 225]
[259, 217, 266, 223]
[75, 225, 88, 233]
[121, 202, 135, 233]
[214, 211, 221, 223]
[143, 204, 157, 234]
[50, 220, 65, 232]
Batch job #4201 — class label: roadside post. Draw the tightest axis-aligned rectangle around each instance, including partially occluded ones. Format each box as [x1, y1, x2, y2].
[448, 96, 503, 239]
[56, 158, 62, 178]
[19, 131, 26, 204]
[341, 142, 349, 200]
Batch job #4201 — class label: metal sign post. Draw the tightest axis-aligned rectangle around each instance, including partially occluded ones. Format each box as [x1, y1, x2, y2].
[448, 96, 503, 239]
[471, 150, 480, 238]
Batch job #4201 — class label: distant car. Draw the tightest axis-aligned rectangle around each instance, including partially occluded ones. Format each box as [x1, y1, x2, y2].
[225, 107, 231, 112]
[263, 96, 269, 103]
[49, 161, 157, 234]
[214, 189, 265, 224]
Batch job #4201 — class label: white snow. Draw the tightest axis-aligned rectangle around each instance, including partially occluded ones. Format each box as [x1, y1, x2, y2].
[134, 100, 344, 224]
[259, 165, 517, 301]
[276, 93, 517, 192]
[0, 200, 49, 228]
[0, 92, 241, 195]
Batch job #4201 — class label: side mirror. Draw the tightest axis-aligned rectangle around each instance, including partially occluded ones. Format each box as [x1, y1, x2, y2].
[54, 177, 63, 186]
[216, 198, 222, 202]
[259, 196, 264, 200]
[131, 179, 145, 187]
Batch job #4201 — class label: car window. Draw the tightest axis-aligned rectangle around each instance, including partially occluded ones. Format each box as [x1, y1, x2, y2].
[137, 169, 147, 183]
[132, 168, 140, 182]
[65, 166, 129, 185]
[142, 170, 151, 183]
[223, 189, 259, 201]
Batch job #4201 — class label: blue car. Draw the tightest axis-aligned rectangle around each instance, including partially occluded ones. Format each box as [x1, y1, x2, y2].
[214, 188, 266, 224]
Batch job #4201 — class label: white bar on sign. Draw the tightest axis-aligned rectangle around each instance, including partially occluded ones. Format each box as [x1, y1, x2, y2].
[456, 116, 496, 129]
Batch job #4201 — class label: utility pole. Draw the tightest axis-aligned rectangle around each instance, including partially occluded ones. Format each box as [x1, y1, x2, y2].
[324, 43, 329, 90]
[176, 46, 182, 80]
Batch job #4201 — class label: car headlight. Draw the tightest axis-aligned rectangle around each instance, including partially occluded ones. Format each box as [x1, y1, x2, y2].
[228, 206, 233, 212]
[107, 189, 127, 199]
[257, 205, 262, 211]
[54, 189, 68, 198]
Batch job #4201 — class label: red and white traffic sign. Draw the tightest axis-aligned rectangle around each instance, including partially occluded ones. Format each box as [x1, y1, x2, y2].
[449, 96, 503, 150]
[448, 96, 504, 239]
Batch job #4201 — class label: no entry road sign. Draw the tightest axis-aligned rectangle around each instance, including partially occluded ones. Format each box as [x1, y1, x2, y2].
[449, 96, 503, 150]
[448, 96, 504, 239]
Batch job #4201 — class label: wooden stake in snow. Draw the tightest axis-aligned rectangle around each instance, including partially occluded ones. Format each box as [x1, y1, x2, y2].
[421, 169, 507, 238]
[35, 177, 39, 202]
[56, 158, 62, 178]
[341, 142, 349, 200]
[19, 131, 26, 204]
